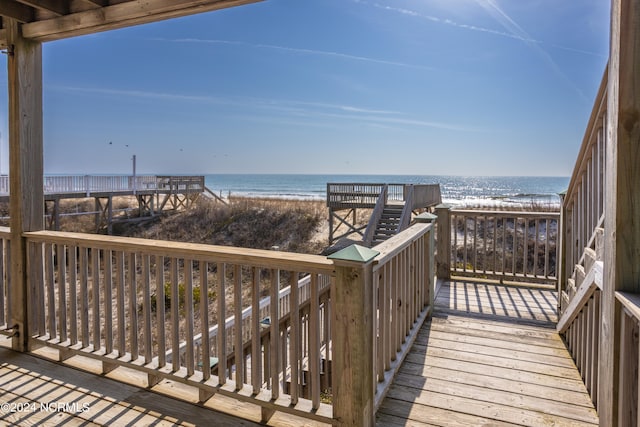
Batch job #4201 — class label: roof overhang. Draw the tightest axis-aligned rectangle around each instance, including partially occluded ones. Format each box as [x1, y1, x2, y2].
[0, 0, 262, 48]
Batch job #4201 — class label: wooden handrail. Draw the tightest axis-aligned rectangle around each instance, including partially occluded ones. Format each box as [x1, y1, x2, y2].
[363, 185, 388, 246]
[396, 185, 414, 233]
[24, 230, 334, 274]
[557, 261, 603, 333]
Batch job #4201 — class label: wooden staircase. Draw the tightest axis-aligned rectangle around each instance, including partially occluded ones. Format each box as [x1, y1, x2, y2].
[371, 203, 404, 245]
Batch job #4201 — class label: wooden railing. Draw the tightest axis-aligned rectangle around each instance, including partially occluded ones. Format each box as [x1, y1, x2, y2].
[24, 230, 335, 422]
[555, 69, 608, 411]
[444, 209, 560, 283]
[167, 272, 332, 386]
[0, 227, 10, 337]
[615, 291, 640, 425]
[326, 183, 440, 210]
[397, 185, 414, 232]
[327, 183, 388, 209]
[363, 185, 388, 246]
[559, 69, 607, 297]
[19, 219, 436, 425]
[557, 252, 603, 407]
[156, 175, 205, 192]
[371, 219, 434, 409]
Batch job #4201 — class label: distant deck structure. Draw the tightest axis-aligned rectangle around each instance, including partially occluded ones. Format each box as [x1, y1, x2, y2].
[0, 175, 217, 233]
[326, 183, 442, 248]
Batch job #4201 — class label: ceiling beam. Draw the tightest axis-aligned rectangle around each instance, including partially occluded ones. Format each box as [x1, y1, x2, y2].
[0, 1, 35, 23]
[0, 29, 7, 49]
[22, 0, 262, 42]
[15, 0, 68, 16]
[78, 0, 108, 6]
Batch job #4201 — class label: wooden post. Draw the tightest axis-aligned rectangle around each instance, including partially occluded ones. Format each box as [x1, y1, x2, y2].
[435, 204, 451, 279]
[328, 244, 379, 427]
[558, 191, 567, 312]
[599, 0, 640, 424]
[7, 19, 45, 352]
[415, 213, 437, 311]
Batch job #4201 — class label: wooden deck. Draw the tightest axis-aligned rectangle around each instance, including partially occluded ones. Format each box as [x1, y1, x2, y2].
[377, 280, 599, 426]
[0, 279, 599, 427]
[0, 346, 328, 427]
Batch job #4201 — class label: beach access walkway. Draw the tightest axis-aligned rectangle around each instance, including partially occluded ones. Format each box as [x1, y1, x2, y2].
[0, 174, 223, 233]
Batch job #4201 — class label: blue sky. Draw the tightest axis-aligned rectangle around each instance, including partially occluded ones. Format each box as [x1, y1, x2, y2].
[0, 0, 609, 176]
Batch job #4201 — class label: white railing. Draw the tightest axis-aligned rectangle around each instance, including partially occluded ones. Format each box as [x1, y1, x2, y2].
[0, 175, 204, 197]
[449, 209, 560, 282]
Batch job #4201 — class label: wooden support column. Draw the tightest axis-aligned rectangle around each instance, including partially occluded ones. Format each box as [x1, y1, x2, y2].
[558, 192, 567, 312]
[328, 244, 379, 427]
[599, 0, 640, 424]
[7, 19, 45, 352]
[435, 204, 451, 280]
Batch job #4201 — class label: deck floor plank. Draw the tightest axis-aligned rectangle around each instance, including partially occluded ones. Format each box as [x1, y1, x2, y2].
[376, 280, 598, 426]
[0, 347, 262, 426]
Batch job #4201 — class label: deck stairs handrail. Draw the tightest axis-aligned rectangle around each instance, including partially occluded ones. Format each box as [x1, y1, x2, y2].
[397, 184, 414, 233]
[555, 67, 608, 410]
[363, 185, 388, 246]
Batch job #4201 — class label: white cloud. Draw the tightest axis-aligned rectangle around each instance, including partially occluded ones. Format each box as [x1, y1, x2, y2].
[47, 84, 484, 132]
[153, 37, 434, 71]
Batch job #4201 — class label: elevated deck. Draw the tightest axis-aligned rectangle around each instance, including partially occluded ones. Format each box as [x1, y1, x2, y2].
[377, 280, 599, 426]
[0, 278, 597, 426]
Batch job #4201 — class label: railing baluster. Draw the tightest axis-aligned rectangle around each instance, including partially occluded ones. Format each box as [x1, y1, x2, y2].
[185, 259, 195, 376]
[104, 250, 112, 354]
[251, 267, 261, 393]
[217, 263, 227, 383]
[80, 247, 89, 347]
[116, 251, 125, 356]
[156, 256, 166, 368]
[129, 253, 138, 360]
[45, 243, 56, 340]
[142, 254, 152, 364]
[201, 262, 210, 381]
[309, 274, 321, 409]
[171, 257, 180, 372]
[92, 247, 101, 350]
[269, 269, 280, 398]
[473, 216, 478, 273]
[463, 215, 468, 272]
[233, 264, 243, 388]
[289, 270, 300, 403]
[68, 246, 78, 345]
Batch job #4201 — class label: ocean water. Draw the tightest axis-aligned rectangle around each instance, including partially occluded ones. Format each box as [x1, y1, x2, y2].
[203, 174, 569, 208]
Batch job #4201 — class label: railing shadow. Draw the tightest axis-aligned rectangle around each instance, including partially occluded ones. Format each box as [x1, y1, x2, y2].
[0, 347, 261, 426]
[434, 279, 558, 328]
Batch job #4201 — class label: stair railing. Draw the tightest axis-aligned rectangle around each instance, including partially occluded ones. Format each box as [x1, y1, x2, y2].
[396, 184, 414, 233]
[363, 185, 388, 247]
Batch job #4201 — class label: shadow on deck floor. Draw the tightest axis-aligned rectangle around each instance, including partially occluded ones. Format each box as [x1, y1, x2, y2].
[0, 346, 265, 426]
[376, 279, 599, 427]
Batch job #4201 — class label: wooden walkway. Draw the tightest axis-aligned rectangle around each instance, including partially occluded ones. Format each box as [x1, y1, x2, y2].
[377, 280, 599, 426]
[0, 280, 599, 426]
[0, 346, 326, 427]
